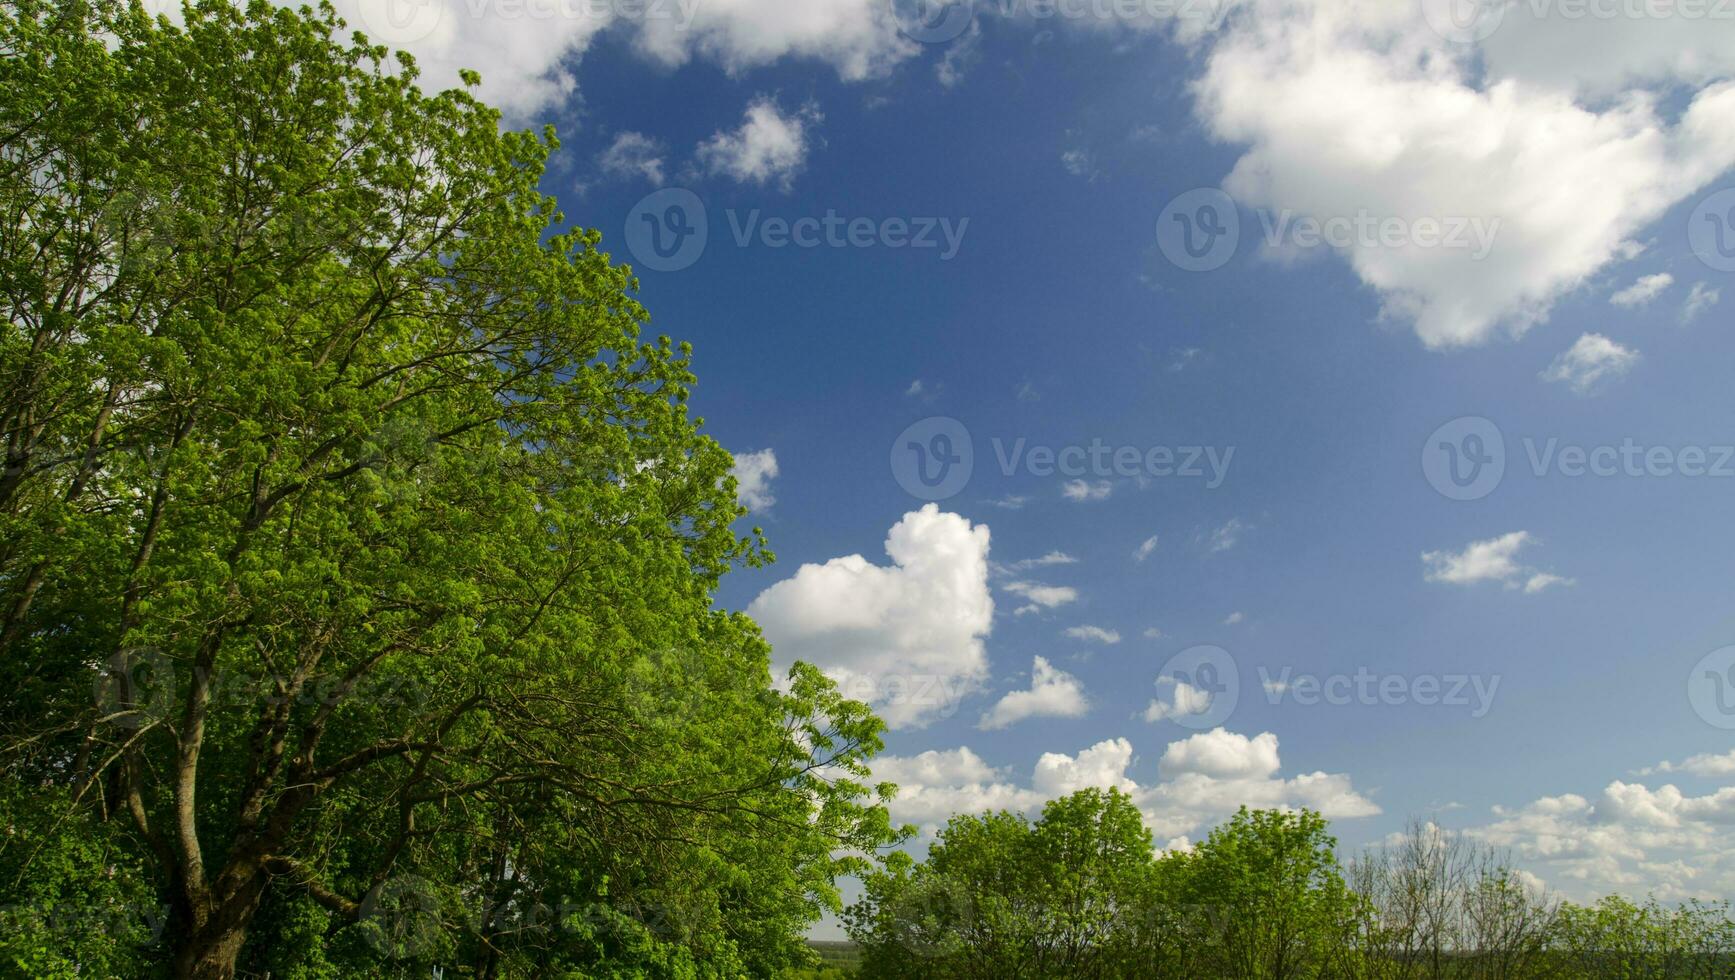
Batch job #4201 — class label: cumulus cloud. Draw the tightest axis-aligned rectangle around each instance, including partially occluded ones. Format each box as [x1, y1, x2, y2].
[1469, 777, 1735, 902]
[869, 747, 1044, 829]
[245, 0, 920, 121]
[1610, 273, 1674, 308]
[729, 448, 779, 513]
[696, 97, 820, 188]
[1064, 625, 1122, 645]
[267, 0, 1735, 352]
[748, 505, 993, 727]
[1002, 580, 1079, 616]
[1143, 678, 1216, 724]
[1638, 749, 1735, 779]
[978, 656, 1091, 730]
[1478, 2, 1735, 98]
[1192, 0, 1735, 348]
[597, 131, 667, 184]
[632, 0, 914, 81]
[1541, 333, 1640, 394]
[873, 728, 1377, 843]
[1422, 530, 1571, 591]
[1158, 728, 1280, 779]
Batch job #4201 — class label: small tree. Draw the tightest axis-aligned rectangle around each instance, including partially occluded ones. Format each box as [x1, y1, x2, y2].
[846, 788, 1156, 980]
[1180, 807, 1362, 980]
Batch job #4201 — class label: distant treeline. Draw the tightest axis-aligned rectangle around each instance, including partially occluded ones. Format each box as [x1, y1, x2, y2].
[843, 790, 1735, 979]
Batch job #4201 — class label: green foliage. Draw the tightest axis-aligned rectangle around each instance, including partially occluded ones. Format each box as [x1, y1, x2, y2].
[0, 1, 899, 976]
[1553, 896, 1735, 979]
[0, 782, 164, 979]
[846, 788, 1163, 979]
[1177, 806, 1362, 980]
[846, 797, 1735, 980]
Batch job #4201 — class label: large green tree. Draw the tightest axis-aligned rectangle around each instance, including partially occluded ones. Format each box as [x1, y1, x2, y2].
[0, 2, 898, 977]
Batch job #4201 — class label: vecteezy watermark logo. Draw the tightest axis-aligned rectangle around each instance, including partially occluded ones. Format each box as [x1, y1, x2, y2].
[1159, 190, 1501, 272]
[1157, 188, 1240, 272]
[625, 188, 708, 273]
[1689, 645, 1735, 729]
[1423, 416, 1735, 500]
[94, 647, 176, 730]
[355, 0, 448, 45]
[1260, 667, 1501, 718]
[992, 438, 1234, 488]
[358, 875, 443, 959]
[892, 417, 974, 501]
[1421, 0, 1509, 44]
[1259, 209, 1501, 259]
[724, 210, 969, 259]
[1689, 188, 1735, 273]
[625, 194, 968, 272]
[1423, 416, 1506, 501]
[1148, 645, 1239, 730]
[889, 0, 977, 42]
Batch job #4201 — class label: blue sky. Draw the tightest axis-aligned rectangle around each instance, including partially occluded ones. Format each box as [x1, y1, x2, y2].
[281, 0, 1735, 903]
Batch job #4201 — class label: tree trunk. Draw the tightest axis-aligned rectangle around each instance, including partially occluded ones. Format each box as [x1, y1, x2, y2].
[172, 875, 268, 980]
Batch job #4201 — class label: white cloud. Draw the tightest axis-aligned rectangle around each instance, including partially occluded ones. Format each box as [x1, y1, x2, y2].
[873, 728, 1377, 843]
[632, 0, 914, 81]
[978, 656, 1091, 730]
[1134, 534, 1160, 562]
[985, 494, 1031, 510]
[1034, 739, 1141, 797]
[748, 505, 992, 728]
[1158, 728, 1280, 779]
[869, 747, 1043, 828]
[596, 131, 666, 184]
[1143, 679, 1215, 724]
[1141, 729, 1380, 839]
[1002, 580, 1079, 616]
[1639, 749, 1735, 778]
[272, 0, 920, 121]
[1541, 333, 1640, 394]
[1522, 571, 1574, 594]
[301, 0, 602, 118]
[1204, 518, 1247, 553]
[1422, 530, 1566, 589]
[1192, 0, 1735, 348]
[1142, 627, 1165, 640]
[1061, 147, 1100, 181]
[1064, 625, 1121, 645]
[729, 448, 779, 513]
[1001, 551, 1079, 572]
[1062, 479, 1113, 502]
[1610, 272, 1675, 308]
[1478, 3, 1735, 98]
[1469, 778, 1735, 902]
[696, 97, 820, 188]
[1683, 282, 1722, 323]
[1222, 611, 1245, 625]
